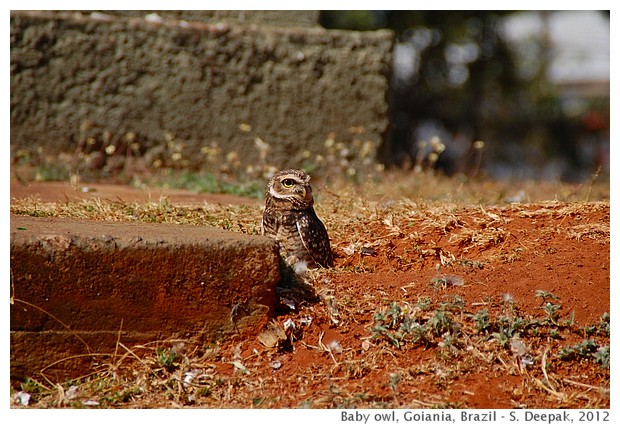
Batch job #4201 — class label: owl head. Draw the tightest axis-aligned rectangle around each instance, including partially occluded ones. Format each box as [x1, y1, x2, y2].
[267, 169, 314, 208]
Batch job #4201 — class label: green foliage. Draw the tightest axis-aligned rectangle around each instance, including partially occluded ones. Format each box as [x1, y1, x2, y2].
[594, 346, 610, 369]
[473, 309, 490, 333]
[156, 347, 180, 370]
[370, 292, 610, 374]
[598, 312, 610, 336]
[535, 290, 560, 301]
[558, 340, 609, 369]
[100, 387, 143, 405]
[416, 296, 432, 311]
[147, 170, 264, 199]
[19, 378, 46, 396]
[491, 315, 527, 347]
[541, 302, 562, 324]
[428, 308, 454, 336]
[321, 11, 608, 179]
[319, 11, 379, 31]
[371, 298, 460, 350]
[371, 302, 433, 349]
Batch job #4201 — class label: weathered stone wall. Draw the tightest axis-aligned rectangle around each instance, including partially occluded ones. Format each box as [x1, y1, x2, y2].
[10, 10, 393, 178]
[88, 10, 321, 27]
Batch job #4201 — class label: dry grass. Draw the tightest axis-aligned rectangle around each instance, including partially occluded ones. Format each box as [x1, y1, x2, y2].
[11, 288, 610, 408]
[10, 197, 264, 235]
[9, 171, 610, 409]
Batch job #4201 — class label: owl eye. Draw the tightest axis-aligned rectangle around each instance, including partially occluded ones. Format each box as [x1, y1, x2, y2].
[282, 178, 295, 188]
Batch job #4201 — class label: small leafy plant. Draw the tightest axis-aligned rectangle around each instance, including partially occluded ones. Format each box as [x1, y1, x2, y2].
[558, 339, 609, 369]
[370, 292, 610, 374]
[156, 347, 180, 370]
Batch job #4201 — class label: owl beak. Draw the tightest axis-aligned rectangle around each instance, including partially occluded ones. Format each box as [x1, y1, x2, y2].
[298, 187, 307, 198]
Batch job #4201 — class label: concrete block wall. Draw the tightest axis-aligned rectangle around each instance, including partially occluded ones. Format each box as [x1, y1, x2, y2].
[10, 10, 393, 177]
[10, 215, 280, 381]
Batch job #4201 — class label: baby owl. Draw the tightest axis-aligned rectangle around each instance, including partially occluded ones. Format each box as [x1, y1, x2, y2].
[262, 169, 334, 269]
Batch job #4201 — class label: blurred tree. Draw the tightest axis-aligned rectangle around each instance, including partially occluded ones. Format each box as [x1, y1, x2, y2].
[320, 11, 610, 181]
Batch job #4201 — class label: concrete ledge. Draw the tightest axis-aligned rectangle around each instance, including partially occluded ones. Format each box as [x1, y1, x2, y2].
[10, 214, 280, 381]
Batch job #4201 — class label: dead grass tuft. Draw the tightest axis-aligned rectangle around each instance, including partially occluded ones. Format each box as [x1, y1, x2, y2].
[10, 197, 264, 235]
[566, 223, 610, 242]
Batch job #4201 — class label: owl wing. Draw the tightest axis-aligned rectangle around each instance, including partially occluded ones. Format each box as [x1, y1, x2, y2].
[295, 208, 333, 268]
[261, 207, 277, 237]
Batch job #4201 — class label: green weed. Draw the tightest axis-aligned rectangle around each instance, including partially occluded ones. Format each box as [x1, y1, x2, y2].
[558, 339, 608, 368]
